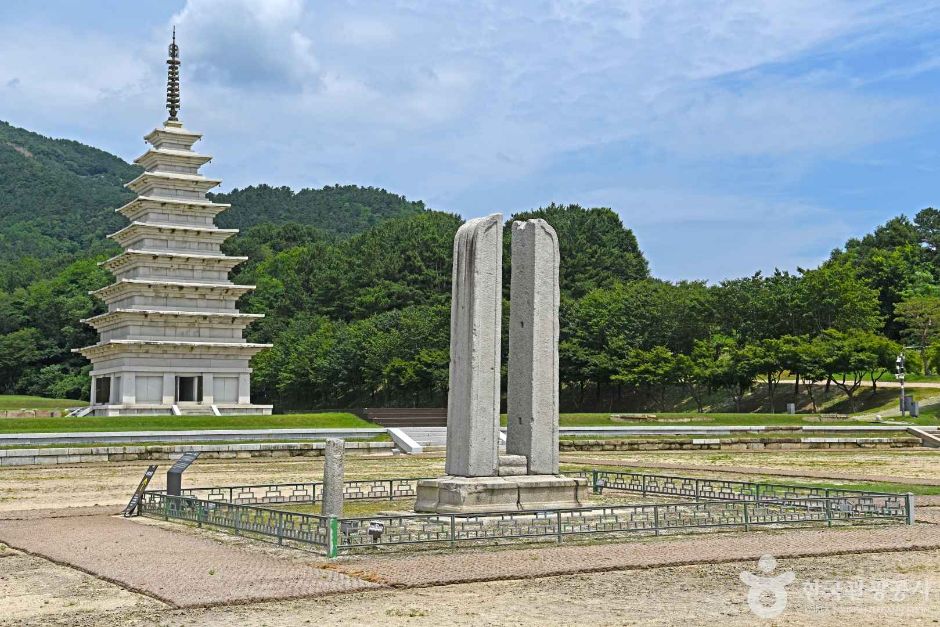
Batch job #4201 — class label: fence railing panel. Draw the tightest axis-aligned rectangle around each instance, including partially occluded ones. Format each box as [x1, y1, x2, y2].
[139, 468, 913, 556]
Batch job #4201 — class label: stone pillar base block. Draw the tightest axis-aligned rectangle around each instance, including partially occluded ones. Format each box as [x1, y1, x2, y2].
[415, 475, 588, 513]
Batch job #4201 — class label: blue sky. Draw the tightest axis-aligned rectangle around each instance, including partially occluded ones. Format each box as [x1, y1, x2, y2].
[2, 1, 940, 281]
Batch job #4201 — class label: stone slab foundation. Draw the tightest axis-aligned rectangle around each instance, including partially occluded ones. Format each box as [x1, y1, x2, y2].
[414, 475, 588, 513]
[0, 440, 393, 466]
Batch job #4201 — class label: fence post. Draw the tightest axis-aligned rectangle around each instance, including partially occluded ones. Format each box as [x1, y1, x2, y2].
[905, 493, 915, 525]
[653, 505, 659, 536]
[197, 501, 203, 528]
[556, 511, 563, 544]
[312, 483, 317, 504]
[328, 516, 339, 558]
[163, 496, 169, 521]
[592, 470, 600, 494]
[234, 506, 241, 535]
[389, 480, 394, 501]
[277, 511, 284, 545]
[825, 489, 832, 528]
[642, 474, 647, 497]
[743, 501, 750, 531]
[694, 479, 700, 501]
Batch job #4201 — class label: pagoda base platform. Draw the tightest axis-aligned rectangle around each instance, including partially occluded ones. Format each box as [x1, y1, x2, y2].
[414, 475, 588, 513]
[86, 403, 273, 417]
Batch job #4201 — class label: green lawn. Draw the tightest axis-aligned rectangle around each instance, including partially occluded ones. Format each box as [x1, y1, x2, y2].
[0, 395, 87, 411]
[0, 412, 374, 434]
[545, 412, 940, 427]
[559, 430, 918, 441]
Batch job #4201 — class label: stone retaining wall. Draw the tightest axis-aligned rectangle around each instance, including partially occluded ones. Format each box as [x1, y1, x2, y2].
[559, 437, 922, 452]
[0, 440, 394, 466]
[0, 410, 62, 418]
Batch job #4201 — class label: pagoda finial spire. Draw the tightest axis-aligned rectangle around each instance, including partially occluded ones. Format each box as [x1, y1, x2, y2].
[166, 27, 181, 122]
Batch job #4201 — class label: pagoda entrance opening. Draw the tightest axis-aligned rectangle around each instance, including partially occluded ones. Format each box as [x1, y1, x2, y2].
[176, 376, 203, 403]
[94, 377, 111, 405]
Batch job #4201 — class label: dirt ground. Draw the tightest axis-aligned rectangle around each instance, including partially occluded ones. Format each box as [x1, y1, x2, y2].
[1, 450, 938, 625]
[561, 449, 940, 482]
[2, 449, 935, 513]
[1, 543, 937, 625]
[0, 454, 445, 512]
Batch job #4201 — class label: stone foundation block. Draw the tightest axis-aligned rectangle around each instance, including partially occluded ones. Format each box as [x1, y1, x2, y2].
[415, 475, 587, 513]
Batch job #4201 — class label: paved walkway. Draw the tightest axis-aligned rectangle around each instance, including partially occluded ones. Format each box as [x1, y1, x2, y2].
[780, 379, 940, 389]
[332, 523, 940, 587]
[1, 502, 938, 608]
[0, 513, 378, 607]
[561, 456, 940, 486]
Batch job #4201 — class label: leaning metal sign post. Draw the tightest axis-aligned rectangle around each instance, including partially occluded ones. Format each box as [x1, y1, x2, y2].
[166, 452, 200, 497]
[123, 464, 158, 517]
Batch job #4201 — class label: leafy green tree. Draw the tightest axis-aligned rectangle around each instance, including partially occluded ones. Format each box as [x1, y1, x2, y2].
[0, 328, 50, 392]
[816, 330, 890, 412]
[614, 346, 676, 411]
[692, 335, 755, 412]
[740, 338, 787, 413]
[507, 204, 649, 298]
[797, 263, 882, 334]
[672, 352, 708, 413]
[792, 335, 828, 412]
[894, 296, 940, 375]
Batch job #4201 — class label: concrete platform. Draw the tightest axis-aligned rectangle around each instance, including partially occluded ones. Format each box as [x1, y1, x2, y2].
[414, 475, 588, 513]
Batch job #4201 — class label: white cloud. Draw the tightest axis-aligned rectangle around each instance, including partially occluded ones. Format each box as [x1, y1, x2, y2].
[171, 0, 319, 88]
[1, 0, 939, 279]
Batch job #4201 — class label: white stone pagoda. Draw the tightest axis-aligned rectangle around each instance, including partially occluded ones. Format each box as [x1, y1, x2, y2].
[75, 31, 272, 416]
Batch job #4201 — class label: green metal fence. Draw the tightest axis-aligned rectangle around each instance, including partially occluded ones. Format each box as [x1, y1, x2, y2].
[138, 468, 915, 557]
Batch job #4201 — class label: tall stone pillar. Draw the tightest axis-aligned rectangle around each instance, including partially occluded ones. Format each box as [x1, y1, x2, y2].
[507, 219, 560, 474]
[238, 373, 251, 404]
[321, 438, 345, 517]
[444, 214, 503, 477]
[162, 373, 175, 405]
[121, 372, 137, 405]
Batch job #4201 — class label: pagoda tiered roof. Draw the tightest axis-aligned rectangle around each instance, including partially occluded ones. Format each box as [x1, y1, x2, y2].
[100, 249, 248, 274]
[77, 339, 271, 360]
[116, 195, 230, 222]
[90, 278, 256, 304]
[135, 147, 213, 171]
[125, 170, 222, 196]
[108, 222, 239, 248]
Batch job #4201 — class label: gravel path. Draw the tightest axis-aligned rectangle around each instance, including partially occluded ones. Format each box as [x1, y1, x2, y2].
[0, 514, 379, 607]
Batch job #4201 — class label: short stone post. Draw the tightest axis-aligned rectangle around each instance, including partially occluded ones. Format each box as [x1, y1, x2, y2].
[507, 219, 560, 475]
[321, 438, 345, 517]
[444, 214, 503, 477]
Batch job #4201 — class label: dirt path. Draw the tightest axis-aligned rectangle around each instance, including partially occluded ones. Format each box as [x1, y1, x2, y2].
[780, 379, 940, 388]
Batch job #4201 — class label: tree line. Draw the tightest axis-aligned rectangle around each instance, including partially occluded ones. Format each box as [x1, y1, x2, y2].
[0, 200, 937, 412]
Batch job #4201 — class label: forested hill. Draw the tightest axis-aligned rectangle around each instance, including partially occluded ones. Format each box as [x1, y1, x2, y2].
[211, 185, 426, 235]
[1, 119, 936, 412]
[0, 121, 137, 277]
[0, 120, 426, 288]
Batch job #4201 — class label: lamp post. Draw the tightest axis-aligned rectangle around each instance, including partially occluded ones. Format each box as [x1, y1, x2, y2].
[895, 353, 906, 417]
